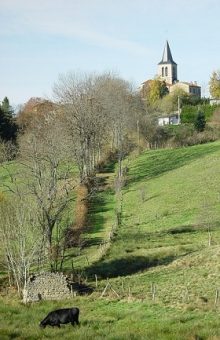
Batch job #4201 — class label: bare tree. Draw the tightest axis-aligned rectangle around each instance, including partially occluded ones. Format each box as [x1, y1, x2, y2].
[53, 71, 139, 183]
[0, 196, 42, 294]
[53, 72, 105, 182]
[0, 140, 17, 163]
[17, 112, 77, 268]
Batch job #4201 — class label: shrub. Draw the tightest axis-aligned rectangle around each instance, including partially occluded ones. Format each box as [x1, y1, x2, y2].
[147, 124, 219, 149]
[181, 104, 219, 123]
[194, 111, 206, 132]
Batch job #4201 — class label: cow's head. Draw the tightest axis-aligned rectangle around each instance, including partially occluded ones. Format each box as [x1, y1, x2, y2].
[39, 321, 46, 328]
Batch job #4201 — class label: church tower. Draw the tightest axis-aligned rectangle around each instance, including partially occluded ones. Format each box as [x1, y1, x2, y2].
[158, 41, 178, 84]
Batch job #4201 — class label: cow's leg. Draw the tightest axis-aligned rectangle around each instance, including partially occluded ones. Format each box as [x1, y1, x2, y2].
[52, 323, 60, 328]
[75, 313, 80, 326]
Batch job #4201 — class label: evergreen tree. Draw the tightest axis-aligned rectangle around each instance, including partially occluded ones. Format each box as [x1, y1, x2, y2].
[194, 111, 206, 132]
[1, 97, 13, 118]
[0, 97, 18, 141]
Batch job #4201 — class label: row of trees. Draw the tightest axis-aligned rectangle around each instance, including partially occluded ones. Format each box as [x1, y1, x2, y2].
[0, 72, 145, 292]
[53, 72, 144, 182]
[0, 68, 219, 292]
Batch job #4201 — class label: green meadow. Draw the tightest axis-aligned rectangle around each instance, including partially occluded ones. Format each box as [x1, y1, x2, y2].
[1, 141, 220, 339]
[1, 295, 220, 340]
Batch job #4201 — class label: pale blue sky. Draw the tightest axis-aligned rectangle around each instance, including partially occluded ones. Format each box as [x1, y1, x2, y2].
[0, 0, 220, 106]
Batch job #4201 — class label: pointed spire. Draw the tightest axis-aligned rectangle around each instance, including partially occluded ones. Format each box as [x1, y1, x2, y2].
[158, 41, 177, 65]
[162, 41, 173, 62]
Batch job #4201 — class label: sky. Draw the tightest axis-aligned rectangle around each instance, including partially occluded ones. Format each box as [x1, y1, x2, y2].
[0, 0, 220, 106]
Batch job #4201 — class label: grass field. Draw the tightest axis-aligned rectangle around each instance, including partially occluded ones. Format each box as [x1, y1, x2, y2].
[85, 142, 220, 314]
[1, 295, 220, 340]
[1, 141, 220, 339]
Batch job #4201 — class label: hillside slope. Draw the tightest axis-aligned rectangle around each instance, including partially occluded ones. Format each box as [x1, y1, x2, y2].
[2, 142, 220, 339]
[88, 141, 220, 308]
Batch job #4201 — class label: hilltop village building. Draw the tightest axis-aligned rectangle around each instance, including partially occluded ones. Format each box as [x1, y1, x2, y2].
[157, 41, 201, 97]
[157, 40, 178, 85]
[141, 41, 201, 125]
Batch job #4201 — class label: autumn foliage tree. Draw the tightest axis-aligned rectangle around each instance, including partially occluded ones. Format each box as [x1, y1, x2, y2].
[209, 70, 220, 99]
[141, 78, 168, 108]
[17, 97, 56, 131]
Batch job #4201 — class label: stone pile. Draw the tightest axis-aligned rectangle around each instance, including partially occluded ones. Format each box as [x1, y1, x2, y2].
[23, 272, 72, 303]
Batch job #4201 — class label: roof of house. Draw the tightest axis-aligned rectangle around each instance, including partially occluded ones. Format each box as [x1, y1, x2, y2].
[172, 81, 201, 88]
[158, 41, 177, 65]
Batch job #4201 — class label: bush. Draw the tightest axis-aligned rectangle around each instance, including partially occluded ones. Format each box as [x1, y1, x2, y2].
[146, 124, 219, 149]
[181, 104, 219, 123]
[194, 111, 206, 132]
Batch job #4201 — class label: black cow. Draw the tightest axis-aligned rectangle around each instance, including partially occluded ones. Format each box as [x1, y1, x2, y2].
[40, 307, 80, 328]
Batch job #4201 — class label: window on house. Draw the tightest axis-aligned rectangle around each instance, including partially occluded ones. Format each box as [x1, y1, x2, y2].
[165, 67, 168, 76]
[162, 67, 164, 77]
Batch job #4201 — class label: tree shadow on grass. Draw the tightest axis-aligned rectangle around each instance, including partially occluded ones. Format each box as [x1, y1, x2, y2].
[86, 254, 177, 279]
[97, 159, 117, 174]
[86, 175, 115, 236]
[164, 223, 218, 236]
[127, 142, 220, 187]
[68, 281, 94, 295]
[82, 237, 104, 247]
[167, 225, 198, 235]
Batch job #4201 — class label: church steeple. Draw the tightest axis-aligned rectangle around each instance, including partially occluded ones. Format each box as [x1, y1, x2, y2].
[159, 40, 176, 65]
[158, 41, 178, 84]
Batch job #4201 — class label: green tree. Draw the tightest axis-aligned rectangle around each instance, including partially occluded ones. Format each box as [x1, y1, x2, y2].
[157, 88, 188, 115]
[209, 70, 220, 98]
[194, 111, 206, 132]
[1, 97, 13, 118]
[0, 97, 17, 141]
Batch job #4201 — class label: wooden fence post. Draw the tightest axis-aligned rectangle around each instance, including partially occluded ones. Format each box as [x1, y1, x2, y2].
[151, 283, 156, 301]
[215, 289, 219, 306]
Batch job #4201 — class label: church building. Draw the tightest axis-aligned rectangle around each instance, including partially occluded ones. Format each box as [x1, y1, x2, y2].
[157, 41, 201, 97]
[157, 40, 178, 85]
[141, 41, 201, 99]
[140, 41, 201, 126]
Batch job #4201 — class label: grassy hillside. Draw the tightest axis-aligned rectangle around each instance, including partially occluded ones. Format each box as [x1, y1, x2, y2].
[2, 141, 220, 339]
[86, 141, 220, 306]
